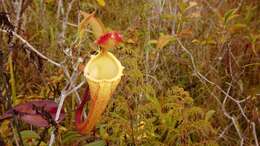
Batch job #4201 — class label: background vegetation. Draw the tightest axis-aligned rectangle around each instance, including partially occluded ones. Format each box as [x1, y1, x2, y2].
[0, 0, 259, 145]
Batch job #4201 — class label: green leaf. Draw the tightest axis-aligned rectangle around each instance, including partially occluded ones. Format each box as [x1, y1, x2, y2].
[20, 130, 43, 146]
[178, 1, 189, 13]
[245, 6, 257, 24]
[205, 110, 215, 121]
[99, 124, 107, 138]
[84, 140, 106, 146]
[224, 8, 238, 25]
[147, 40, 158, 45]
[62, 131, 83, 144]
[20, 130, 40, 140]
[146, 95, 161, 113]
[96, 0, 105, 7]
[233, 118, 241, 133]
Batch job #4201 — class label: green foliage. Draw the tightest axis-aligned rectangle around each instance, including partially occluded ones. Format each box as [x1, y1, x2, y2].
[0, 0, 259, 145]
[20, 130, 47, 146]
[99, 86, 218, 145]
[223, 8, 239, 26]
[83, 140, 106, 146]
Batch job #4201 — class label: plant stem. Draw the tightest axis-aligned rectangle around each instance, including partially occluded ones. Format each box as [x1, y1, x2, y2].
[8, 52, 16, 104]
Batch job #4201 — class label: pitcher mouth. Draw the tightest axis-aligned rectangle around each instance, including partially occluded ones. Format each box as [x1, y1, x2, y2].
[84, 51, 124, 83]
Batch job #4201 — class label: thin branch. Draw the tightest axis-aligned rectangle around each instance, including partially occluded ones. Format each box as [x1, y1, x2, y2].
[146, 74, 162, 90]
[13, 0, 23, 32]
[175, 37, 259, 146]
[251, 122, 259, 146]
[57, 0, 76, 46]
[11, 122, 20, 146]
[63, 80, 86, 100]
[48, 79, 85, 146]
[176, 38, 249, 120]
[218, 122, 233, 139]
[221, 83, 244, 146]
[56, 0, 63, 19]
[0, 29, 62, 67]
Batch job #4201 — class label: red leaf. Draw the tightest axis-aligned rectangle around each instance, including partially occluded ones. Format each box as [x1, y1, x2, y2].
[75, 87, 91, 127]
[0, 100, 65, 127]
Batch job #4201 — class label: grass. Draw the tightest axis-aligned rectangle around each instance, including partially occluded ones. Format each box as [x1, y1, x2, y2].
[0, 0, 259, 145]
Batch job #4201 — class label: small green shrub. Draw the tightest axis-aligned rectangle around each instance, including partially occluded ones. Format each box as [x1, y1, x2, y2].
[100, 86, 218, 146]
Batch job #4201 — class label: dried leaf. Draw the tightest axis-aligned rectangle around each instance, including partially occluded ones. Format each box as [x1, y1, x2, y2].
[79, 11, 95, 43]
[177, 28, 193, 38]
[156, 34, 173, 49]
[79, 11, 106, 41]
[190, 12, 201, 18]
[78, 63, 85, 73]
[228, 23, 247, 33]
[0, 120, 10, 137]
[185, 1, 198, 11]
[126, 39, 136, 44]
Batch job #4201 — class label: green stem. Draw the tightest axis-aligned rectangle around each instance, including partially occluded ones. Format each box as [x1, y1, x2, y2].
[8, 53, 16, 104]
